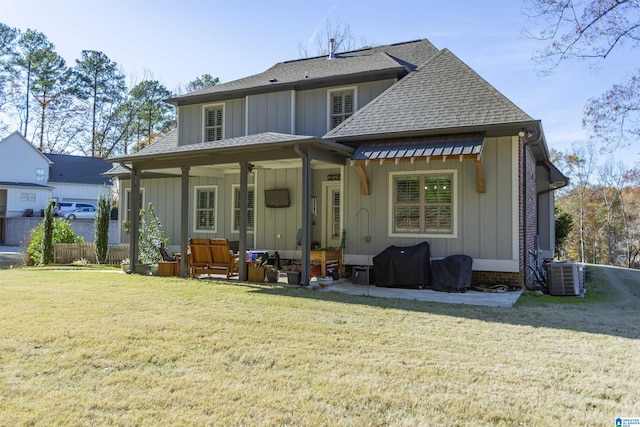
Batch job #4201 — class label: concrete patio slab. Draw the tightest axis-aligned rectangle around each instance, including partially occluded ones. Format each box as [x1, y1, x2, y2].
[317, 281, 522, 307]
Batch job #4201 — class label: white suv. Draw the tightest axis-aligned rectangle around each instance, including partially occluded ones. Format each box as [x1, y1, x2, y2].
[54, 202, 96, 217]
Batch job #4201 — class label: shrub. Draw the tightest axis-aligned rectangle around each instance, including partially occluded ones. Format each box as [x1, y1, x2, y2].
[94, 194, 111, 264]
[27, 218, 84, 265]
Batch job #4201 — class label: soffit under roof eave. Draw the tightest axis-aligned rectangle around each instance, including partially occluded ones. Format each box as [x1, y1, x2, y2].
[166, 68, 408, 106]
[115, 139, 354, 170]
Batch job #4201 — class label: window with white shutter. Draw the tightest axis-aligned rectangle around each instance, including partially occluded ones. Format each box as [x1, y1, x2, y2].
[391, 172, 455, 236]
[328, 87, 356, 131]
[203, 104, 224, 142]
[194, 186, 217, 232]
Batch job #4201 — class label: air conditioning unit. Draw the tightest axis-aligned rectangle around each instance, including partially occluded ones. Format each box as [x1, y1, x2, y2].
[546, 263, 584, 296]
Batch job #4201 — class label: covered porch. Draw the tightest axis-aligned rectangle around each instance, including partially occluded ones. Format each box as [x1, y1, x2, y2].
[109, 132, 354, 285]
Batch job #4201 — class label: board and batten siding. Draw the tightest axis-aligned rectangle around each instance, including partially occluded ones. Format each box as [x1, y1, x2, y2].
[295, 79, 397, 137]
[118, 167, 305, 257]
[246, 91, 293, 135]
[178, 98, 246, 145]
[342, 136, 519, 271]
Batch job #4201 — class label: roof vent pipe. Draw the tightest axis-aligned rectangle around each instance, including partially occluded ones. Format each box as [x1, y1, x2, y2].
[328, 38, 336, 59]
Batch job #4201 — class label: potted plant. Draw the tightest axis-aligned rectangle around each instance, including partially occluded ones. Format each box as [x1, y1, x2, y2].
[121, 258, 131, 273]
[285, 263, 302, 285]
[137, 203, 168, 275]
[316, 276, 333, 286]
[265, 265, 279, 283]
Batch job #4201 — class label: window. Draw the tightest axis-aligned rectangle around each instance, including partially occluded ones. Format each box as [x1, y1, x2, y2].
[194, 186, 217, 232]
[203, 104, 224, 142]
[232, 185, 255, 233]
[330, 188, 340, 239]
[390, 172, 455, 236]
[328, 87, 356, 130]
[36, 168, 45, 182]
[123, 188, 145, 223]
[21, 193, 36, 202]
[123, 189, 144, 223]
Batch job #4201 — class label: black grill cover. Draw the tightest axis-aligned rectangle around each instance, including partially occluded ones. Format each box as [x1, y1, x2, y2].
[373, 242, 431, 288]
[430, 255, 473, 292]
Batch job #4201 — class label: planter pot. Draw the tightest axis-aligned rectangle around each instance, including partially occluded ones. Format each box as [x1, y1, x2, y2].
[150, 264, 159, 276]
[317, 276, 334, 286]
[287, 271, 301, 285]
[121, 264, 130, 273]
[266, 269, 279, 283]
[134, 263, 151, 275]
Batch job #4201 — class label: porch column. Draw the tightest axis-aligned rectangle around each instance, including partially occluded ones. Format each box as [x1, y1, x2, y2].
[180, 166, 190, 278]
[129, 166, 141, 271]
[238, 161, 249, 281]
[298, 145, 312, 286]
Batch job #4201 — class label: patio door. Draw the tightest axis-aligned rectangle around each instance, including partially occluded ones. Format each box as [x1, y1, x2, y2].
[322, 182, 341, 248]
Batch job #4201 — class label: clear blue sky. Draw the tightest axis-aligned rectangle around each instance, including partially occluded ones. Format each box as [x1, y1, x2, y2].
[1, 0, 634, 162]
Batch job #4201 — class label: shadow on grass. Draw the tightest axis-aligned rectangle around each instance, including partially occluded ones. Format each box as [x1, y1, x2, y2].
[239, 266, 640, 341]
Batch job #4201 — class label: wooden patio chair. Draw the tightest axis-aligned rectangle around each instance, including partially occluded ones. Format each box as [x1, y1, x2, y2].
[209, 238, 239, 279]
[189, 238, 213, 278]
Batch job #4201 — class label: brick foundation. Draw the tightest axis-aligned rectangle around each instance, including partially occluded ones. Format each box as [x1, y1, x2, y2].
[472, 270, 523, 288]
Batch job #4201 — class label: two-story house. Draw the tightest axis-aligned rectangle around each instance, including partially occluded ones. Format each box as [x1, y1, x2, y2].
[107, 38, 567, 286]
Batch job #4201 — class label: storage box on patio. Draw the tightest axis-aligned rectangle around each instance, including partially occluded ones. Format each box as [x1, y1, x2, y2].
[373, 242, 430, 288]
[248, 265, 265, 282]
[158, 260, 179, 277]
[352, 266, 374, 285]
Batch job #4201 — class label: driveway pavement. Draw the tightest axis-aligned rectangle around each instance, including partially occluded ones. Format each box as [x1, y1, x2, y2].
[0, 246, 24, 269]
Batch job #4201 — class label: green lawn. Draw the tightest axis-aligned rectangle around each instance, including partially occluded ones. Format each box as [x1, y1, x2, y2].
[0, 266, 638, 426]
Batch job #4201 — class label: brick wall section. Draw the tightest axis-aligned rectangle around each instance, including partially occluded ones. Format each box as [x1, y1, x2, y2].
[525, 146, 537, 274]
[472, 270, 522, 287]
[516, 137, 538, 289]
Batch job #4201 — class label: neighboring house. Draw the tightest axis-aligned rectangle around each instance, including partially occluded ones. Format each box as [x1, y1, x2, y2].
[45, 153, 113, 205]
[0, 131, 114, 245]
[107, 38, 567, 286]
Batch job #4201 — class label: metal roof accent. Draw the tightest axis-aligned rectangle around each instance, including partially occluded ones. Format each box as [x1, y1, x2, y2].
[352, 133, 484, 161]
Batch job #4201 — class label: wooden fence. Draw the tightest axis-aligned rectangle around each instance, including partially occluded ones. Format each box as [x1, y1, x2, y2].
[54, 243, 129, 265]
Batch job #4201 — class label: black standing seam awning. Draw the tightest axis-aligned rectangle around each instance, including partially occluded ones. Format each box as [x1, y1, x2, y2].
[351, 133, 484, 162]
[350, 133, 486, 195]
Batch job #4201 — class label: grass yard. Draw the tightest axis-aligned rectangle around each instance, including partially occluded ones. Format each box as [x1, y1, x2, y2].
[0, 266, 639, 426]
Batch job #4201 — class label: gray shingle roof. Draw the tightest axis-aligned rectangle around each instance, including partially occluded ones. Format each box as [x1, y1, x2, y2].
[108, 131, 316, 162]
[324, 49, 534, 140]
[167, 39, 439, 105]
[0, 181, 52, 189]
[45, 153, 114, 185]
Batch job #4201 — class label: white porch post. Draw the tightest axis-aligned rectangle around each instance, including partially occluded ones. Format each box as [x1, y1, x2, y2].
[180, 166, 190, 278]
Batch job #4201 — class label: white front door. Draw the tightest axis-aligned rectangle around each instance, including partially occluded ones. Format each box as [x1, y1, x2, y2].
[322, 182, 341, 248]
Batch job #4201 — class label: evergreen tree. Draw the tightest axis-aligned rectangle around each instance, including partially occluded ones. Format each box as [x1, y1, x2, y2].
[30, 47, 69, 151]
[185, 73, 219, 93]
[72, 50, 126, 157]
[42, 200, 54, 264]
[94, 193, 111, 264]
[12, 29, 53, 138]
[128, 80, 174, 151]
